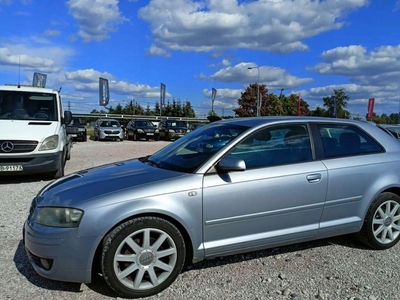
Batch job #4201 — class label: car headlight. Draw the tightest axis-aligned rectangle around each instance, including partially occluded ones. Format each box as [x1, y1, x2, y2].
[186, 129, 191, 133]
[34, 207, 84, 228]
[154, 129, 159, 133]
[78, 128, 86, 132]
[39, 135, 59, 151]
[137, 129, 145, 133]
[169, 129, 175, 133]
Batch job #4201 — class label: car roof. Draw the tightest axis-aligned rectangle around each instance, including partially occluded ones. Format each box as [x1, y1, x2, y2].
[0, 84, 58, 94]
[211, 116, 370, 128]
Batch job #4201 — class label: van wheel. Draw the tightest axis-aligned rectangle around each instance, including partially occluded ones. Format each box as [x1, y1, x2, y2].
[101, 217, 186, 298]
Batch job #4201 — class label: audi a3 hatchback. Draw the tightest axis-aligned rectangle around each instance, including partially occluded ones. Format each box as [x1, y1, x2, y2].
[24, 117, 400, 298]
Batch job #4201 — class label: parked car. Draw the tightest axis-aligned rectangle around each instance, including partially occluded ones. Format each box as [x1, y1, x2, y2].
[93, 118, 124, 141]
[377, 124, 400, 140]
[125, 119, 160, 141]
[24, 117, 400, 299]
[158, 119, 190, 140]
[67, 117, 87, 142]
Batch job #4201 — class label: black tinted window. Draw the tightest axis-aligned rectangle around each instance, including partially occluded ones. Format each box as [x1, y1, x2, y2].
[228, 124, 312, 169]
[318, 124, 383, 157]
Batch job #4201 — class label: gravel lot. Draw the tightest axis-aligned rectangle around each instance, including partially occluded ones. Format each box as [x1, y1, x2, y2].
[1, 139, 400, 300]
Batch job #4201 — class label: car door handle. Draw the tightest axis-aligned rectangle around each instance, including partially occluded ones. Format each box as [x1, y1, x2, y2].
[307, 174, 322, 183]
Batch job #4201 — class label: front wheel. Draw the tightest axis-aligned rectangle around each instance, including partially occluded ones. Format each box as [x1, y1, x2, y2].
[358, 192, 400, 250]
[101, 217, 186, 298]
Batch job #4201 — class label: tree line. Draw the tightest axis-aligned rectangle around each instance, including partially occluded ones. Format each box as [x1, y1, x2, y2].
[89, 84, 398, 124]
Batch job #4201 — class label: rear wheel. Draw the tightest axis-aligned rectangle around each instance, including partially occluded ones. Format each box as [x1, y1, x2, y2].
[358, 192, 400, 249]
[101, 217, 186, 298]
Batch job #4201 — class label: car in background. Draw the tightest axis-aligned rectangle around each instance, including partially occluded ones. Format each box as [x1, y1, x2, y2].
[158, 119, 190, 140]
[66, 117, 87, 142]
[24, 116, 400, 298]
[377, 124, 400, 141]
[125, 119, 160, 141]
[190, 122, 207, 131]
[93, 118, 124, 141]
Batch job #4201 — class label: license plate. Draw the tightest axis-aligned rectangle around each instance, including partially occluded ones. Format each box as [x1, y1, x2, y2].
[0, 165, 23, 172]
[70, 134, 77, 137]
[147, 133, 154, 136]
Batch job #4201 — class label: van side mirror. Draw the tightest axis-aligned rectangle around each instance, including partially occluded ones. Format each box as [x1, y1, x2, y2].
[64, 111, 72, 125]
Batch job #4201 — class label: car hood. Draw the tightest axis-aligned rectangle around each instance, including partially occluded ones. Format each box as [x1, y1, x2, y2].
[0, 120, 57, 141]
[36, 159, 186, 207]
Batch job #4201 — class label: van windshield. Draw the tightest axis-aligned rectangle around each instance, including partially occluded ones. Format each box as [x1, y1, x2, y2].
[0, 91, 58, 121]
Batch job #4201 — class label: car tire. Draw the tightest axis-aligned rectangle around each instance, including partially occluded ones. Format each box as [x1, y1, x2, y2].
[358, 192, 400, 250]
[101, 217, 186, 299]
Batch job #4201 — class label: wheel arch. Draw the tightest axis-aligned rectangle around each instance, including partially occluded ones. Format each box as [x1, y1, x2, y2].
[91, 212, 194, 278]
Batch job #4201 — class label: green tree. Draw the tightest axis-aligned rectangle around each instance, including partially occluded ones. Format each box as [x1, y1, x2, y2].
[322, 88, 350, 119]
[233, 83, 266, 117]
[182, 100, 196, 118]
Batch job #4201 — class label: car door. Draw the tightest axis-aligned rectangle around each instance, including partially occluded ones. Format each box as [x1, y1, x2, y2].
[202, 124, 328, 257]
[315, 123, 386, 237]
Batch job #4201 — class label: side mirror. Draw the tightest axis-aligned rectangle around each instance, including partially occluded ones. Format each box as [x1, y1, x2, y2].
[217, 156, 246, 172]
[64, 111, 72, 125]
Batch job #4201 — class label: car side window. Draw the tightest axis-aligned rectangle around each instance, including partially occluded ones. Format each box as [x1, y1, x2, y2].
[228, 124, 312, 170]
[318, 124, 383, 158]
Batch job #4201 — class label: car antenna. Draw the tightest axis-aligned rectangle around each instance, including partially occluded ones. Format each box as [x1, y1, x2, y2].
[18, 56, 21, 88]
[58, 87, 62, 93]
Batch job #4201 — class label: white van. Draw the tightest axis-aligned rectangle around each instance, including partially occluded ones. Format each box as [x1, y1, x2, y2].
[0, 84, 72, 179]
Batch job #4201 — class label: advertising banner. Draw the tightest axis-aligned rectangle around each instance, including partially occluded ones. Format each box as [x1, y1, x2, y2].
[99, 77, 110, 106]
[160, 83, 166, 108]
[297, 92, 301, 116]
[32, 72, 47, 88]
[367, 98, 375, 120]
[332, 95, 337, 118]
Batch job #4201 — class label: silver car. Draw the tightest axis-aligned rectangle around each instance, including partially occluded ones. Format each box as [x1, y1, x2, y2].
[24, 117, 400, 298]
[94, 118, 124, 141]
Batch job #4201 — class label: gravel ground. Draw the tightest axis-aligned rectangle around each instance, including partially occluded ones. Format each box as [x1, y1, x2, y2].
[1, 139, 399, 300]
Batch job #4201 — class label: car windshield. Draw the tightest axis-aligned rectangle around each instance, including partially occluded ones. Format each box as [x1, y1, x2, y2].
[0, 91, 58, 121]
[100, 120, 120, 127]
[136, 121, 155, 127]
[71, 118, 84, 125]
[145, 123, 249, 173]
[167, 121, 187, 127]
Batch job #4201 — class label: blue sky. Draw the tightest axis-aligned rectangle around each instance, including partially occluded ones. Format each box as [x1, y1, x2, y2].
[0, 0, 400, 118]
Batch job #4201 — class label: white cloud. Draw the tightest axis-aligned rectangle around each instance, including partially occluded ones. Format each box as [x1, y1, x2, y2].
[394, 0, 400, 12]
[201, 62, 313, 89]
[0, 43, 74, 73]
[43, 30, 61, 37]
[139, 0, 368, 55]
[66, 0, 128, 42]
[65, 69, 114, 83]
[65, 69, 171, 99]
[146, 45, 171, 57]
[310, 44, 400, 85]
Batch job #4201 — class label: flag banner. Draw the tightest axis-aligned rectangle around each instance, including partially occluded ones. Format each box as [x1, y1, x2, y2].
[332, 96, 337, 117]
[297, 92, 301, 116]
[212, 88, 217, 103]
[32, 72, 47, 88]
[99, 77, 110, 106]
[160, 83, 166, 108]
[367, 98, 375, 120]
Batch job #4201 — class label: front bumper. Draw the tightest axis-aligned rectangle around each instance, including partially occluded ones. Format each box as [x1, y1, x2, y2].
[99, 131, 124, 140]
[23, 220, 101, 283]
[0, 151, 62, 176]
[68, 131, 86, 141]
[137, 132, 160, 140]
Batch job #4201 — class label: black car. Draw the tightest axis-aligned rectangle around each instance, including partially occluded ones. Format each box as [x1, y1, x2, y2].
[67, 117, 87, 142]
[125, 119, 160, 141]
[158, 119, 190, 141]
